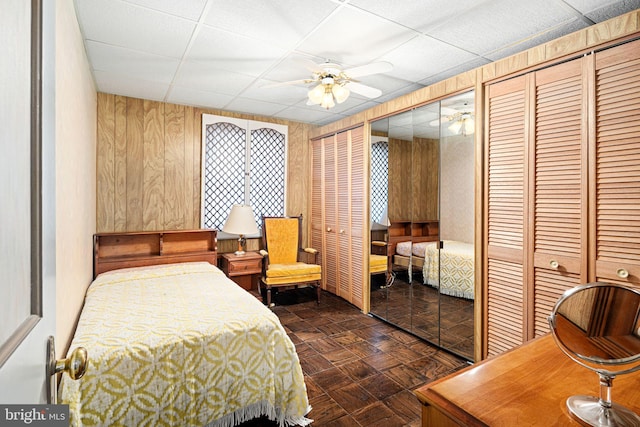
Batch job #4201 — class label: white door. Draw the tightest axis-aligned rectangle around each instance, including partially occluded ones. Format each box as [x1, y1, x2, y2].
[0, 0, 57, 404]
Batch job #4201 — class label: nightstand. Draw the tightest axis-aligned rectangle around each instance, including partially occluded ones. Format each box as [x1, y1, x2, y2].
[220, 252, 263, 291]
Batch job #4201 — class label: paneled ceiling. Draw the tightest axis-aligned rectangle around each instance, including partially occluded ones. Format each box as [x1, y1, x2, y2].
[74, 0, 640, 126]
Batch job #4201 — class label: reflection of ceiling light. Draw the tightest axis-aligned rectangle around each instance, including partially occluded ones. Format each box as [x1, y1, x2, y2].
[307, 75, 350, 109]
[448, 112, 474, 136]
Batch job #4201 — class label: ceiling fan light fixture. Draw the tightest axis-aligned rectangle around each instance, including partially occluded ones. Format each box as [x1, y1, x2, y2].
[464, 117, 475, 135]
[448, 120, 462, 135]
[332, 84, 350, 104]
[320, 88, 335, 109]
[308, 83, 325, 104]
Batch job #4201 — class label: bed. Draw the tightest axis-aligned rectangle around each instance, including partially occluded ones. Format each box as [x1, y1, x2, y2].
[58, 230, 311, 427]
[413, 240, 474, 300]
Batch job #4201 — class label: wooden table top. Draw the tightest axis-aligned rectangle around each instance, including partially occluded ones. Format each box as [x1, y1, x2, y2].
[415, 334, 640, 426]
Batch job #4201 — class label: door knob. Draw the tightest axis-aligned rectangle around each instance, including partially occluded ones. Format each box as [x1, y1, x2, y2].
[47, 336, 88, 404]
[56, 347, 88, 380]
[549, 260, 559, 269]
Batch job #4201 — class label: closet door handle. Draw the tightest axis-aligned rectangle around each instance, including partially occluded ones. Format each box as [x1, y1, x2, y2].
[339, 229, 344, 234]
[616, 268, 629, 279]
[326, 227, 332, 232]
[549, 260, 559, 270]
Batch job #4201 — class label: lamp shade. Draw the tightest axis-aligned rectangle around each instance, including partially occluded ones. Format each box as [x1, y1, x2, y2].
[379, 207, 390, 227]
[222, 204, 258, 235]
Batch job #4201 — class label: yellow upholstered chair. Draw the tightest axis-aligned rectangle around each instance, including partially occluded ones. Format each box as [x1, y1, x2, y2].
[260, 215, 321, 306]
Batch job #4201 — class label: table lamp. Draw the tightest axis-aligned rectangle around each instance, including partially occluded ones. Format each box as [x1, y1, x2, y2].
[222, 204, 259, 255]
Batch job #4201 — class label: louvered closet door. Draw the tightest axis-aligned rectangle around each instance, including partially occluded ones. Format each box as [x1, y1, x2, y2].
[323, 135, 339, 295]
[592, 39, 640, 287]
[346, 127, 365, 309]
[486, 75, 527, 356]
[531, 58, 588, 337]
[311, 138, 325, 289]
[334, 128, 366, 308]
[336, 131, 351, 302]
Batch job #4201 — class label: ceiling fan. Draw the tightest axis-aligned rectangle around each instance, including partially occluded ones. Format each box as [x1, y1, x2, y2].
[265, 60, 393, 109]
[429, 103, 475, 136]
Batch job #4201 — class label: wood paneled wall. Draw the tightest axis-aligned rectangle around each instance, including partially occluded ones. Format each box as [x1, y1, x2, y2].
[413, 137, 439, 222]
[388, 137, 412, 222]
[96, 93, 314, 247]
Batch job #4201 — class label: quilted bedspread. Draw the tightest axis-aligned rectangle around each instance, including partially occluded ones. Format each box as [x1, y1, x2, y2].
[414, 240, 475, 300]
[58, 262, 311, 427]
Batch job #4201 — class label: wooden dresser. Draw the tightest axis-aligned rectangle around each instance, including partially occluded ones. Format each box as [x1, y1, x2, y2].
[415, 334, 640, 426]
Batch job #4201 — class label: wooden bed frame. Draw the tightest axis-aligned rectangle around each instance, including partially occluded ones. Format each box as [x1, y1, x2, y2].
[93, 229, 218, 278]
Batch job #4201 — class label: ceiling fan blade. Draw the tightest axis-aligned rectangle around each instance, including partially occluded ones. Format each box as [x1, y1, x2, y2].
[344, 61, 393, 78]
[440, 106, 459, 116]
[261, 79, 314, 88]
[346, 81, 382, 99]
[293, 57, 324, 73]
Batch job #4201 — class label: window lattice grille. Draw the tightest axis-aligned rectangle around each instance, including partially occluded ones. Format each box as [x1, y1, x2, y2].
[201, 117, 287, 232]
[202, 122, 246, 229]
[250, 128, 285, 223]
[371, 141, 388, 224]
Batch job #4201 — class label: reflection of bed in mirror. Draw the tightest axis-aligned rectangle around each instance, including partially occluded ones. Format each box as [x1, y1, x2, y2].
[392, 239, 474, 300]
[413, 240, 474, 300]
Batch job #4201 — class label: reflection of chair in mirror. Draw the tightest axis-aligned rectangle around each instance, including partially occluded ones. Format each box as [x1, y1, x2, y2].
[548, 282, 640, 426]
[259, 215, 322, 307]
[370, 240, 394, 288]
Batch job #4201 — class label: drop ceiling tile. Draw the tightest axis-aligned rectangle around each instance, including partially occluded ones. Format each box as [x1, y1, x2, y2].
[418, 57, 490, 86]
[174, 60, 257, 95]
[563, 0, 633, 15]
[582, 0, 640, 22]
[374, 82, 425, 104]
[483, 20, 588, 61]
[261, 53, 328, 83]
[166, 85, 235, 109]
[186, 26, 286, 77]
[295, 5, 417, 66]
[93, 70, 170, 101]
[379, 35, 480, 82]
[86, 41, 180, 84]
[276, 105, 344, 124]
[75, 0, 196, 58]
[122, 0, 208, 21]
[349, 0, 495, 33]
[338, 99, 384, 116]
[225, 97, 290, 117]
[203, 0, 339, 50]
[428, 0, 577, 56]
[242, 81, 309, 104]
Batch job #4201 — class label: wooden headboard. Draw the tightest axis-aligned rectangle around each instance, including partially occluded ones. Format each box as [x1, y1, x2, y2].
[93, 229, 218, 278]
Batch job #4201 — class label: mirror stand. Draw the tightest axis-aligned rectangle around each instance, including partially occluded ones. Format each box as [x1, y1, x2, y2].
[549, 282, 640, 427]
[567, 373, 640, 426]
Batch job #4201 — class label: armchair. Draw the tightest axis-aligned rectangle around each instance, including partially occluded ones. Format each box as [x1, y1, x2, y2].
[259, 215, 322, 307]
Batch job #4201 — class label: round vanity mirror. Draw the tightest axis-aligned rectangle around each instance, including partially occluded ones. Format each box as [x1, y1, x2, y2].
[548, 282, 640, 426]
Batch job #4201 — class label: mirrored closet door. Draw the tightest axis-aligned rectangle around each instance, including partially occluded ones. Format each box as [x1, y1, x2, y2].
[368, 91, 475, 360]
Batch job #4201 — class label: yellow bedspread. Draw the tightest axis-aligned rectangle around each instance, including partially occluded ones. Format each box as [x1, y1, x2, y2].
[58, 262, 311, 427]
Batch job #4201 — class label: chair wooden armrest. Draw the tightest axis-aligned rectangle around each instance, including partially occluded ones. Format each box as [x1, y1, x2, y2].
[371, 240, 388, 255]
[299, 247, 320, 264]
[259, 249, 269, 272]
